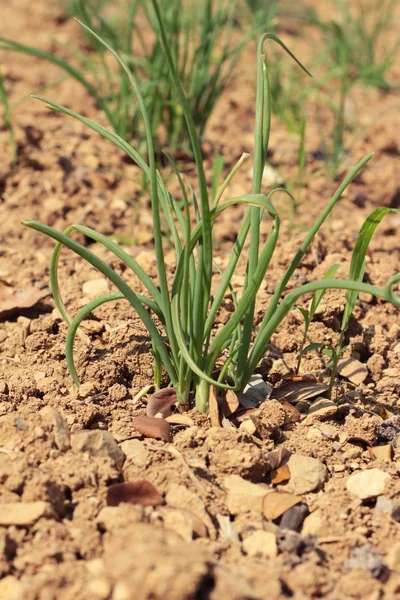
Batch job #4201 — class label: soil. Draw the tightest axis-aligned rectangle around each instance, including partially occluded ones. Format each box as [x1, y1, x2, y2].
[1, 1, 400, 599]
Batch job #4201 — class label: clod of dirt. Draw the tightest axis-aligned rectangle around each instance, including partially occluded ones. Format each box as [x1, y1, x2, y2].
[71, 429, 125, 469]
[0, 501, 52, 526]
[146, 388, 177, 418]
[224, 474, 269, 515]
[156, 507, 208, 541]
[119, 439, 150, 465]
[106, 481, 163, 507]
[250, 401, 286, 439]
[206, 428, 269, 480]
[165, 484, 216, 539]
[376, 416, 400, 446]
[368, 444, 394, 462]
[345, 545, 387, 578]
[82, 278, 110, 299]
[344, 414, 378, 446]
[346, 468, 391, 499]
[263, 492, 303, 520]
[132, 415, 171, 442]
[242, 530, 278, 559]
[337, 357, 369, 385]
[284, 454, 328, 494]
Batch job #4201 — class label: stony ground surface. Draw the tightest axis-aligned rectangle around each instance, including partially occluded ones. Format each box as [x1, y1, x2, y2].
[0, 1, 400, 599]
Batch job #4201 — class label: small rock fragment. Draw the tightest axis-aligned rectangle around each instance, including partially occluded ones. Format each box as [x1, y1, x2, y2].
[224, 474, 269, 515]
[132, 415, 171, 442]
[119, 439, 149, 466]
[239, 419, 257, 435]
[82, 278, 110, 299]
[159, 507, 208, 542]
[77, 381, 97, 399]
[279, 502, 309, 531]
[242, 530, 278, 559]
[307, 398, 337, 420]
[166, 484, 215, 538]
[368, 444, 393, 462]
[39, 406, 70, 451]
[346, 468, 391, 500]
[345, 545, 386, 578]
[107, 481, 163, 507]
[337, 357, 368, 386]
[71, 430, 125, 469]
[0, 502, 51, 526]
[285, 455, 327, 494]
[302, 509, 325, 536]
[250, 401, 286, 439]
[270, 464, 291, 484]
[239, 375, 272, 407]
[263, 492, 302, 520]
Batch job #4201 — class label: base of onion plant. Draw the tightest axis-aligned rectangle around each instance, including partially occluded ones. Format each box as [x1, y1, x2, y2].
[23, 0, 400, 414]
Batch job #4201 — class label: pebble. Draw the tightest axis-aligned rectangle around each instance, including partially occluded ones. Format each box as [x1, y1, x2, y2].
[346, 468, 391, 500]
[337, 357, 368, 386]
[307, 399, 337, 420]
[71, 429, 125, 469]
[239, 374, 272, 408]
[166, 484, 216, 539]
[224, 474, 268, 515]
[39, 406, 70, 451]
[345, 545, 386, 578]
[82, 278, 110, 299]
[242, 530, 278, 559]
[119, 439, 149, 466]
[0, 501, 51, 526]
[285, 454, 328, 494]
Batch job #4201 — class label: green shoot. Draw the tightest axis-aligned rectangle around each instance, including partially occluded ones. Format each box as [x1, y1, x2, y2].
[23, 5, 400, 414]
[0, 68, 17, 165]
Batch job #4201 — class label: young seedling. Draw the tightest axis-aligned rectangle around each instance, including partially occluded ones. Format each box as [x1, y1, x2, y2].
[23, 2, 400, 414]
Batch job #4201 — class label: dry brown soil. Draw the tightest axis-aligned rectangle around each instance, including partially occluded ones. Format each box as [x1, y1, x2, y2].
[1, 1, 400, 599]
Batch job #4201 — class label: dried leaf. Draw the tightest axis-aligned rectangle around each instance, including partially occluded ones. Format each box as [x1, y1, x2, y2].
[270, 464, 291, 484]
[107, 481, 163, 507]
[165, 414, 194, 427]
[209, 386, 221, 427]
[132, 415, 171, 442]
[221, 390, 240, 417]
[271, 380, 328, 403]
[0, 286, 49, 320]
[146, 388, 177, 418]
[263, 491, 302, 520]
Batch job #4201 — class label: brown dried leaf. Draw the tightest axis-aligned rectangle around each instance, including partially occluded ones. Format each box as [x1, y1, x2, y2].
[263, 491, 302, 520]
[0, 286, 49, 320]
[221, 390, 240, 418]
[146, 388, 177, 418]
[209, 386, 221, 427]
[107, 481, 163, 507]
[270, 464, 291, 484]
[132, 415, 171, 442]
[271, 380, 328, 403]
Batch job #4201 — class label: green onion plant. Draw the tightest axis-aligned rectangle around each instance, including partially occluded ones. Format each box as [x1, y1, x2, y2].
[0, 0, 256, 154]
[23, 2, 400, 413]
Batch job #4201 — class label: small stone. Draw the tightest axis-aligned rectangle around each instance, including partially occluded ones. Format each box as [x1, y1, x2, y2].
[86, 579, 111, 599]
[166, 484, 215, 538]
[375, 495, 393, 515]
[302, 509, 325, 536]
[345, 545, 386, 578]
[119, 439, 149, 466]
[242, 530, 278, 559]
[239, 419, 257, 435]
[78, 381, 97, 399]
[337, 357, 368, 386]
[307, 398, 337, 420]
[82, 278, 110, 299]
[159, 507, 208, 542]
[386, 543, 400, 571]
[285, 455, 328, 494]
[279, 502, 309, 531]
[39, 406, 70, 451]
[368, 444, 394, 462]
[71, 430, 125, 469]
[333, 464, 346, 473]
[346, 468, 391, 500]
[224, 475, 269, 515]
[0, 502, 51, 526]
[239, 375, 272, 407]
[0, 380, 8, 394]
